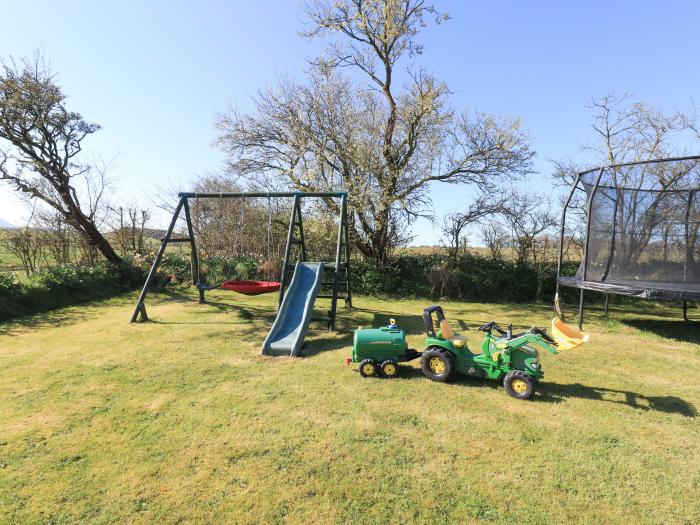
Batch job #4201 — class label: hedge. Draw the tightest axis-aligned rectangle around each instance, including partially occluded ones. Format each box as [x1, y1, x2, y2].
[0, 253, 583, 323]
[0, 263, 145, 322]
[162, 252, 581, 303]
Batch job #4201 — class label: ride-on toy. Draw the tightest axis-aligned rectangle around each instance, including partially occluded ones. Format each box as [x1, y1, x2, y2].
[419, 305, 561, 399]
[349, 320, 421, 378]
[350, 305, 580, 400]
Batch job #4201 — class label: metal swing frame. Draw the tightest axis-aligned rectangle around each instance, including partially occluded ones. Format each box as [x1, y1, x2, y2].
[130, 191, 352, 329]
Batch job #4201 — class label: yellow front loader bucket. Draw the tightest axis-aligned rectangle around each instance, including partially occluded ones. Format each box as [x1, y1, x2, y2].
[551, 317, 590, 350]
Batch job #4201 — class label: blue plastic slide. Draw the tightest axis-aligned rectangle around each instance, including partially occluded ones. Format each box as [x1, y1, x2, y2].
[261, 262, 325, 357]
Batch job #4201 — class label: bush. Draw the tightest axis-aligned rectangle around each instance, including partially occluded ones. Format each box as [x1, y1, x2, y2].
[0, 251, 583, 323]
[349, 253, 581, 303]
[196, 255, 270, 285]
[0, 263, 146, 322]
[157, 253, 192, 284]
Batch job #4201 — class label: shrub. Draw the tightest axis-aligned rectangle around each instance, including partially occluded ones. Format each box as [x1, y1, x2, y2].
[349, 253, 582, 303]
[0, 251, 584, 323]
[234, 260, 258, 280]
[0, 263, 146, 322]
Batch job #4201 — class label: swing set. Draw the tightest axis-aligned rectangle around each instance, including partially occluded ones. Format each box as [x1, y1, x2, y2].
[130, 191, 352, 335]
[194, 193, 282, 299]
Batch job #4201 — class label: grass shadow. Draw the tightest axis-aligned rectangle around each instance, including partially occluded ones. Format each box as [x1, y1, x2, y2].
[149, 288, 198, 304]
[536, 382, 697, 417]
[302, 330, 354, 357]
[0, 307, 92, 337]
[140, 292, 277, 341]
[146, 302, 273, 332]
[303, 310, 426, 357]
[620, 318, 700, 344]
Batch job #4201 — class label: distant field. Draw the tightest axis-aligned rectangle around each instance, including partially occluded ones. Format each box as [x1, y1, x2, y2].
[1, 290, 698, 523]
[1, 225, 582, 274]
[0, 232, 186, 273]
[400, 244, 582, 262]
[0, 248, 22, 269]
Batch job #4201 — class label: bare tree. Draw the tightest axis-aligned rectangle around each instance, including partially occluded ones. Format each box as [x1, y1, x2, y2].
[480, 221, 509, 260]
[552, 94, 698, 267]
[440, 197, 502, 262]
[501, 193, 557, 264]
[0, 226, 45, 275]
[0, 54, 121, 265]
[217, 1, 534, 264]
[109, 206, 150, 256]
[586, 94, 682, 167]
[34, 211, 77, 265]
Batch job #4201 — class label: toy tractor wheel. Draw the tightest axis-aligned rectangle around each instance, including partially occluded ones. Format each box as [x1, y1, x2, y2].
[380, 360, 398, 378]
[420, 347, 454, 382]
[359, 359, 378, 378]
[503, 371, 534, 400]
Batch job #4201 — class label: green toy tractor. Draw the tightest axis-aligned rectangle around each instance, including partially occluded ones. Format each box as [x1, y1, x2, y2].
[349, 305, 562, 400]
[420, 305, 560, 399]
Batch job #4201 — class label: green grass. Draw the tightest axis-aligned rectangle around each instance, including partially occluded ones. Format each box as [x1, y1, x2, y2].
[0, 244, 24, 271]
[1, 291, 699, 524]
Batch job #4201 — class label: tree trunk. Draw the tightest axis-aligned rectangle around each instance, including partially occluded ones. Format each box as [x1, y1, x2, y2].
[71, 208, 122, 265]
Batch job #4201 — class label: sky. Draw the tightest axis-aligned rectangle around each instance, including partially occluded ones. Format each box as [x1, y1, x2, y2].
[1, 0, 699, 244]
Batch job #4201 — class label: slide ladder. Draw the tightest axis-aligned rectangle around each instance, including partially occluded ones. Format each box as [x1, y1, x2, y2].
[261, 262, 324, 357]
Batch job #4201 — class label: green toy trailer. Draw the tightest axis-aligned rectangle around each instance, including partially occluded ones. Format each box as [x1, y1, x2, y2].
[350, 306, 564, 400]
[350, 320, 421, 377]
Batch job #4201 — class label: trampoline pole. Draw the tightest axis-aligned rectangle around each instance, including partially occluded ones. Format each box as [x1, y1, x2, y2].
[683, 301, 688, 322]
[578, 166, 605, 331]
[556, 173, 581, 309]
[604, 294, 609, 316]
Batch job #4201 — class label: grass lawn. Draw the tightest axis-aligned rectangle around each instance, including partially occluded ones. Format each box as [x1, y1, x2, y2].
[1, 290, 699, 524]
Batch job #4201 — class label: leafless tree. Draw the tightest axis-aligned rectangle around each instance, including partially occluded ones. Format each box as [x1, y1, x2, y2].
[0, 53, 121, 264]
[217, 1, 534, 264]
[186, 173, 298, 264]
[440, 197, 502, 262]
[109, 206, 150, 256]
[0, 226, 46, 275]
[552, 94, 698, 267]
[480, 221, 509, 260]
[33, 210, 77, 265]
[501, 193, 557, 264]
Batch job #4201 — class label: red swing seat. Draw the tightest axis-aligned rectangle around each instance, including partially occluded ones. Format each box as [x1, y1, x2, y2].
[220, 280, 280, 295]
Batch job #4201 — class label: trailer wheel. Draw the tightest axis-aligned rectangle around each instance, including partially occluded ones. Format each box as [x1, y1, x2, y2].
[380, 360, 398, 378]
[420, 347, 454, 382]
[503, 371, 534, 400]
[359, 359, 377, 378]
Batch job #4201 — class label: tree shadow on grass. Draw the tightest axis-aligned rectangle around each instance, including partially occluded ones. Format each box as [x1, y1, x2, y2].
[145, 288, 197, 305]
[0, 308, 91, 337]
[143, 289, 276, 323]
[399, 373, 696, 418]
[302, 331, 354, 357]
[620, 318, 700, 345]
[535, 382, 696, 417]
[146, 303, 273, 329]
[302, 311, 426, 358]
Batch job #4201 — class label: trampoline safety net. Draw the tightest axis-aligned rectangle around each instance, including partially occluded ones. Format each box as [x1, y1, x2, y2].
[560, 157, 700, 301]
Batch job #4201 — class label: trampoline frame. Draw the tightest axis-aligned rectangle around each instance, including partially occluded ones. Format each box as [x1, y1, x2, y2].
[555, 155, 700, 328]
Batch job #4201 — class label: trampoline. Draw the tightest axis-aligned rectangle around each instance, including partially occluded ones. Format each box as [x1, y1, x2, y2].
[556, 156, 700, 327]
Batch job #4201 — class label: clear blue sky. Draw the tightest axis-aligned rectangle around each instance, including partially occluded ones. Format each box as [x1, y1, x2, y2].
[1, 0, 699, 244]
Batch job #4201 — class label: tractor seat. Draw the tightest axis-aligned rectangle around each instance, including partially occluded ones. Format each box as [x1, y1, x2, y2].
[439, 319, 467, 347]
